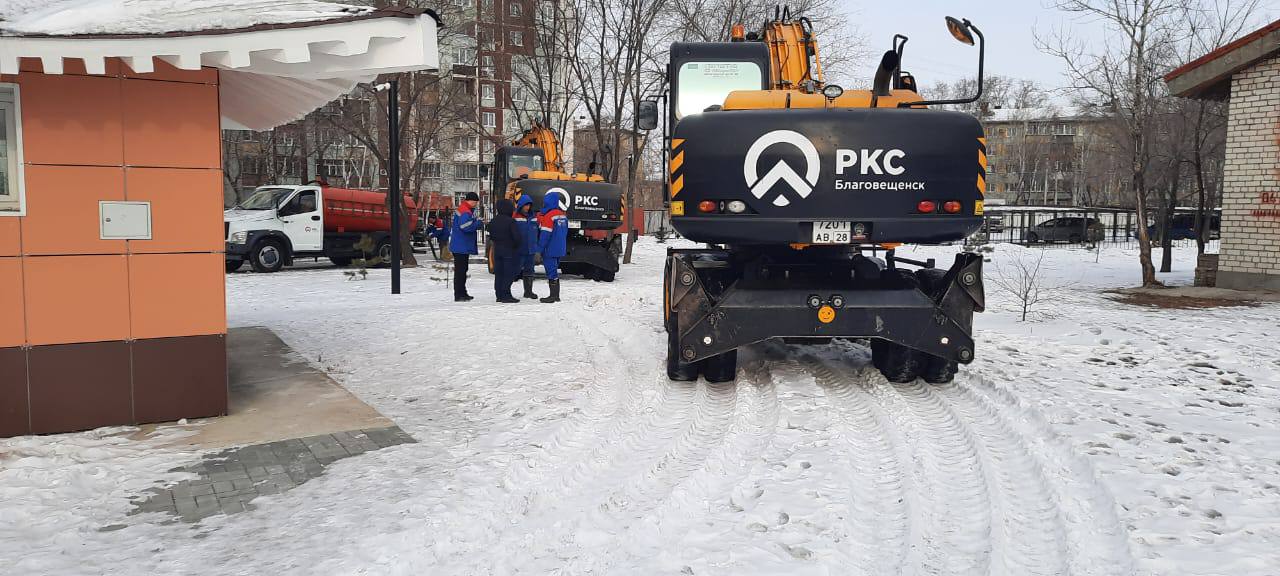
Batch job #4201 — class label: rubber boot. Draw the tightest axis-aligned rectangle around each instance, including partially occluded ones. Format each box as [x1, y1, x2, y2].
[540, 279, 560, 303]
[522, 277, 538, 300]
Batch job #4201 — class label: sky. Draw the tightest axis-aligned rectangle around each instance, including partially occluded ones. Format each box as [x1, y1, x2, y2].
[844, 0, 1280, 97]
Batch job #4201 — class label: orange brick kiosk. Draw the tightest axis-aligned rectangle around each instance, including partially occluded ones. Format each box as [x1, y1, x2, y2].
[0, 5, 439, 436]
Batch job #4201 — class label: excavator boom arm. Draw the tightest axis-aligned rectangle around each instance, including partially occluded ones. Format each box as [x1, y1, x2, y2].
[511, 123, 563, 173]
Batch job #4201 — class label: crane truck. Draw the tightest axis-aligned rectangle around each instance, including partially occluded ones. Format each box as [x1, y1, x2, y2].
[489, 123, 625, 281]
[641, 10, 988, 384]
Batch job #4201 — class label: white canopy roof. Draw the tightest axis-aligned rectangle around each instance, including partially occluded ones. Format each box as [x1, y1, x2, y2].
[0, 3, 440, 130]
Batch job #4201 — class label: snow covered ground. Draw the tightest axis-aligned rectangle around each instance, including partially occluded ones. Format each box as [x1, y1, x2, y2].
[2, 239, 1278, 575]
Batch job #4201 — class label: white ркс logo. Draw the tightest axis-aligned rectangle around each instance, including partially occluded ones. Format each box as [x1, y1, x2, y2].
[743, 130, 820, 207]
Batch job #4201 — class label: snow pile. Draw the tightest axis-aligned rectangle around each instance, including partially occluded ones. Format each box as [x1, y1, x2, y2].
[0, 0, 372, 36]
[1, 240, 1277, 575]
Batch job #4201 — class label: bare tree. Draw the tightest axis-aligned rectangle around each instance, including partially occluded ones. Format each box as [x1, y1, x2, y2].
[992, 248, 1049, 322]
[1039, 0, 1187, 287]
[1172, 0, 1258, 255]
[569, 0, 670, 265]
[665, 0, 865, 81]
[509, 0, 579, 141]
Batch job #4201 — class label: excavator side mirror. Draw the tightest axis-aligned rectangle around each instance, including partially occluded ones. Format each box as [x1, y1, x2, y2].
[946, 16, 975, 45]
[637, 99, 660, 131]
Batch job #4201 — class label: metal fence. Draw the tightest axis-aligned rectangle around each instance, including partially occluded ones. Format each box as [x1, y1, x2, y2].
[643, 208, 1219, 250]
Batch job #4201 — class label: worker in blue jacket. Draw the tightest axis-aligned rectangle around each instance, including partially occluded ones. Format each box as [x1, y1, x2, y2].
[513, 194, 540, 299]
[449, 192, 483, 302]
[536, 188, 569, 303]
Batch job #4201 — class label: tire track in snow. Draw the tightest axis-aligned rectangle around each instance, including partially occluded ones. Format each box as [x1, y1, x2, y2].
[801, 346, 1130, 576]
[805, 352, 911, 576]
[957, 372, 1137, 576]
[574, 352, 781, 573]
[442, 316, 780, 574]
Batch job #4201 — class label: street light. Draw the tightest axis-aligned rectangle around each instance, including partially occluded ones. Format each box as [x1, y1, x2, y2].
[377, 79, 402, 295]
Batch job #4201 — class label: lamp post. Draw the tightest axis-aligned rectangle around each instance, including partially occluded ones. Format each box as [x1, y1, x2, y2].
[386, 78, 402, 294]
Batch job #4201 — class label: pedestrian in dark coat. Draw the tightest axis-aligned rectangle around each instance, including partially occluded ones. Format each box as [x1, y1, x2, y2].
[450, 192, 482, 302]
[486, 198, 523, 303]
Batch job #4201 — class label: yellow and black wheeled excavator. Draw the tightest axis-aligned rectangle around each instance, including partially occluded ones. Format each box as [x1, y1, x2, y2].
[490, 123, 625, 281]
[638, 8, 989, 383]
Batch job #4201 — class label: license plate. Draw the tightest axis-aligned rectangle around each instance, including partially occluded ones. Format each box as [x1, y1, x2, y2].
[568, 220, 582, 229]
[811, 221, 851, 244]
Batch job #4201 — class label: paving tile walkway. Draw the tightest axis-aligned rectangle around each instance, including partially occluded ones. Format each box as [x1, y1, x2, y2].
[130, 426, 414, 523]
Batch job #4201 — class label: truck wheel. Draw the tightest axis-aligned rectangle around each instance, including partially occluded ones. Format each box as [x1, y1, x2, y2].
[871, 339, 923, 383]
[702, 350, 738, 383]
[666, 314, 700, 381]
[377, 240, 393, 267]
[225, 260, 244, 273]
[921, 355, 959, 384]
[249, 240, 285, 273]
[330, 256, 352, 267]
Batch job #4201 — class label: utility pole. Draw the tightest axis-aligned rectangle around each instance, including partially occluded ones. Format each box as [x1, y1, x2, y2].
[388, 78, 402, 295]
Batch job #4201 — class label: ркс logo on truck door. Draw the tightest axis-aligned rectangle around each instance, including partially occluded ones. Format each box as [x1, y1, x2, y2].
[743, 130, 820, 207]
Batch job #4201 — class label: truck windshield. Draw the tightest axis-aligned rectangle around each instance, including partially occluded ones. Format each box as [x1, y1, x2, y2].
[676, 61, 763, 119]
[508, 154, 544, 179]
[238, 187, 295, 210]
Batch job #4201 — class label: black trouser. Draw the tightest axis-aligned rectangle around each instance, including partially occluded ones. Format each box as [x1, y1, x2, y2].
[494, 254, 517, 299]
[454, 256, 470, 298]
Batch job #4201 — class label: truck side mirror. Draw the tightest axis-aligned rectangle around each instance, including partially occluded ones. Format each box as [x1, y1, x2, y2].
[637, 99, 659, 131]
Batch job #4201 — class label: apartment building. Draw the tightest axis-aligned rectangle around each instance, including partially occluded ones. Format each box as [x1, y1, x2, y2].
[983, 106, 1124, 206]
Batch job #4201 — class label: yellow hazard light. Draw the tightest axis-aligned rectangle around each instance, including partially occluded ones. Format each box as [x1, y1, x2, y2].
[671, 201, 685, 216]
[817, 305, 836, 324]
[975, 200, 985, 215]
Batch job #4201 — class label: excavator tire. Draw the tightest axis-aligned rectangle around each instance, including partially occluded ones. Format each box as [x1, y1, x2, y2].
[871, 339, 924, 384]
[921, 356, 959, 384]
[666, 313, 700, 381]
[702, 350, 738, 383]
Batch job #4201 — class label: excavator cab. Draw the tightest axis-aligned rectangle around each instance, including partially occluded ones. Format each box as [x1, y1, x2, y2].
[492, 145, 544, 204]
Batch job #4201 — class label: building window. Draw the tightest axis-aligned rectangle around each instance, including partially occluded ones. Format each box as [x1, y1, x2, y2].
[455, 163, 480, 180]
[317, 158, 346, 178]
[452, 0, 467, 6]
[0, 84, 25, 216]
[481, 0, 493, 15]
[482, 84, 495, 103]
[422, 162, 442, 179]
[458, 135, 479, 151]
[482, 111, 497, 128]
[509, 31, 523, 47]
[509, 2, 523, 16]
[452, 46, 474, 65]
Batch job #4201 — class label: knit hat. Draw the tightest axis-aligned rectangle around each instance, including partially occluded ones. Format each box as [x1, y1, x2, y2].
[464, 192, 480, 202]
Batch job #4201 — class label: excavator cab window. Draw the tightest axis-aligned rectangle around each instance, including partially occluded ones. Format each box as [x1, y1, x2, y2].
[507, 154, 543, 179]
[675, 61, 763, 118]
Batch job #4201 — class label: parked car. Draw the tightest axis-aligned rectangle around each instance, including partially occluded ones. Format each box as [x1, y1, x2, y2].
[1026, 217, 1104, 244]
[983, 214, 1006, 234]
[1145, 214, 1221, 241]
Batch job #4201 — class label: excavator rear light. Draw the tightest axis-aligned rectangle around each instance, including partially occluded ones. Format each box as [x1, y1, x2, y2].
[726, 200, 747, 214]
[943, 201, 962, 214]
[917, 200, 937, 214]
[698, 200, 718, 213]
